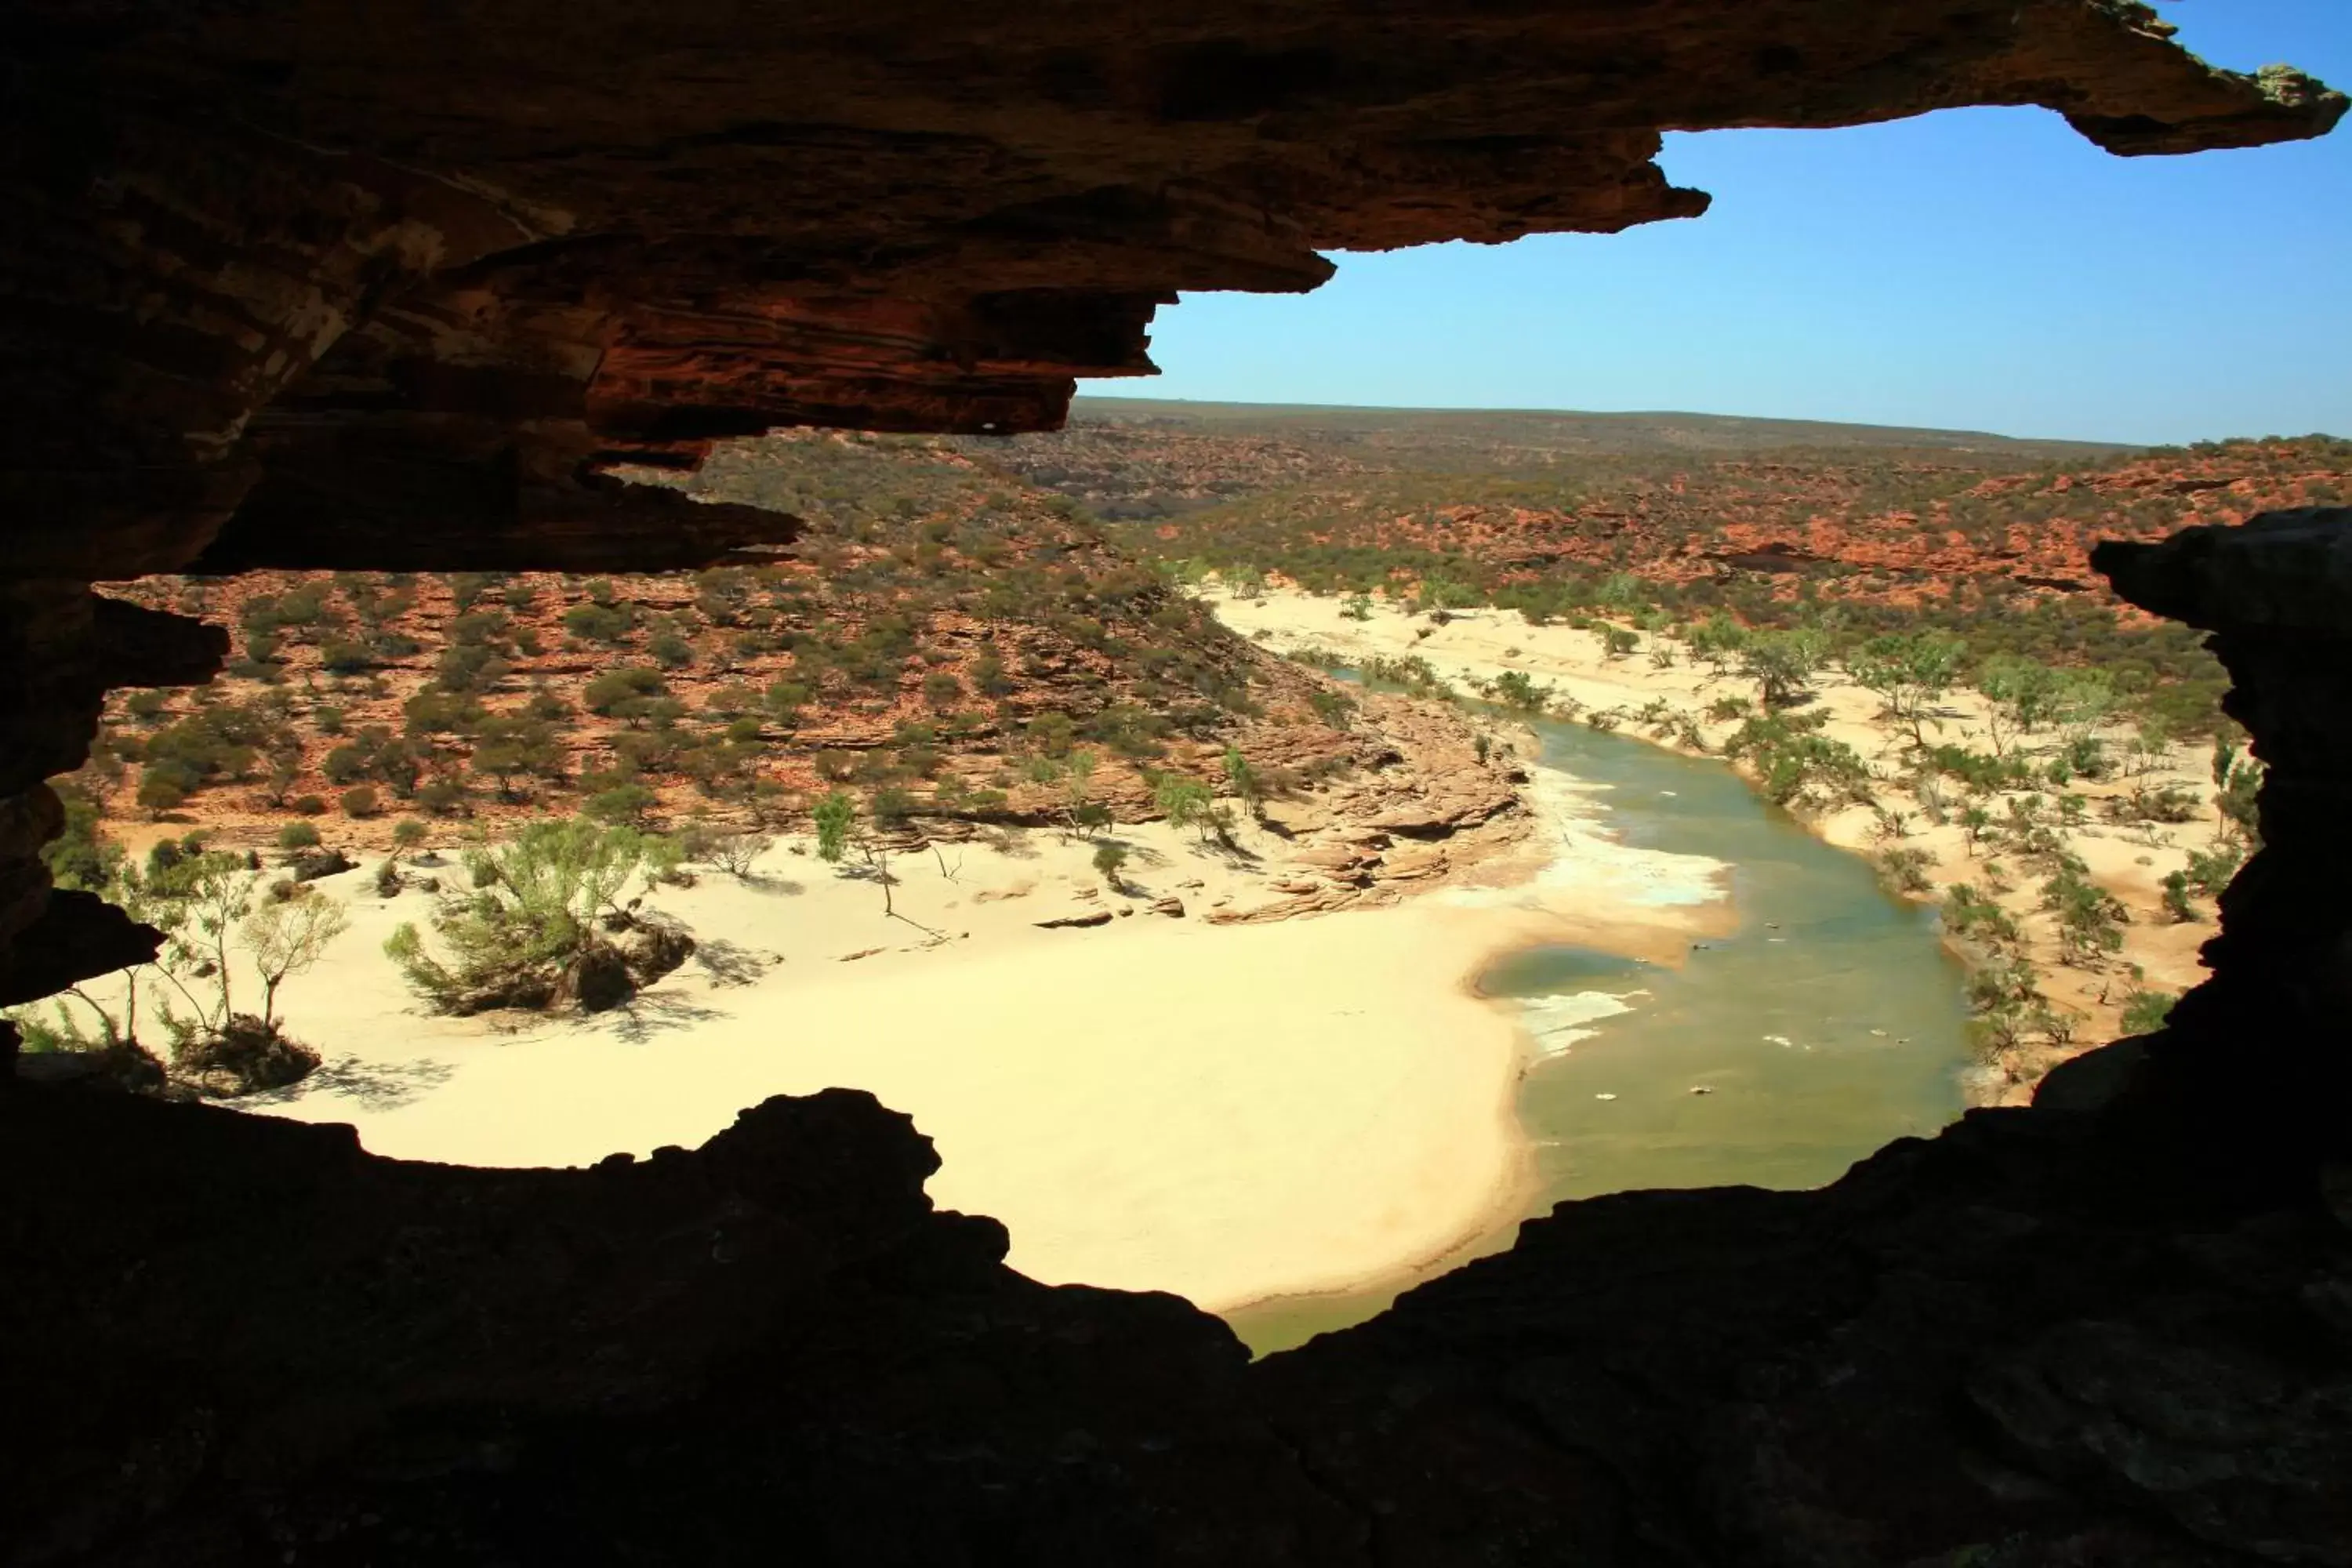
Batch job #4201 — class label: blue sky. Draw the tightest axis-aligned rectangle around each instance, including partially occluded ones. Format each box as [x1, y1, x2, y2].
[1083, 2, 2350, 445]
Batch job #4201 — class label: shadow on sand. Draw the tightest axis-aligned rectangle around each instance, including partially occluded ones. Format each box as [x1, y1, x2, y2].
[256, 1054, 459, 1112]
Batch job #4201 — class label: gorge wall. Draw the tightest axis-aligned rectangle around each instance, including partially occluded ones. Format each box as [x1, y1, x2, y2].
[4, 4, 2350, 1563]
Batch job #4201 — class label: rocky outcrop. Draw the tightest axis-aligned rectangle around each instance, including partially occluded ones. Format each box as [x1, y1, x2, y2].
[1209, 692, 1531, 924]
[0, 585, 226, 1004]
[1258, 1106, 2352, 1567]
[2085, 509, 2352, 1171]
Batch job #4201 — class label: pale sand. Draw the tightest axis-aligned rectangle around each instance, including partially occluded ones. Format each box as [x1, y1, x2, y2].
[1215, 583, 2223, 1080]
[124, 760, 1730, 1314]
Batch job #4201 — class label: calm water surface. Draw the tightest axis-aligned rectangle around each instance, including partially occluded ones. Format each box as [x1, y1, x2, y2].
[1227, 707, 1973, 1354]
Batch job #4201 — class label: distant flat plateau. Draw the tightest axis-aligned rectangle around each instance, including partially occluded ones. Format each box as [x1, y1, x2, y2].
[1068, 396, 2130, 459]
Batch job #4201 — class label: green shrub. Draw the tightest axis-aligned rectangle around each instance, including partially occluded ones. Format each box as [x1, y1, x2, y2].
[586, 784, 658, 826]
[2121, 988, 2178, 1035]
[385, 818, 673, 1014]
[584, 667, 668, 720]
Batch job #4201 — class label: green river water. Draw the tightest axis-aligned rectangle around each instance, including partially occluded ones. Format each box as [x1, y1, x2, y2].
[1227, 707, 1975, 1356]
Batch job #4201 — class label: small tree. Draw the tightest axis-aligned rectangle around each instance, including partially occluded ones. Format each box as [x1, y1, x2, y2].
[1064, 748, 1101, 837]
[1958, 804, 1992, 857]
[2120, 986, 2177, 1036]
[2160, 869, 2196, 923]
[1091, 840, 1130, 892]
[2211, 739, 2264, 847]
[1221, 745, 1263, 818]
[1688, 612, 1748, 675]
[810, 789, 930, 927]
[1977, 656, 2058, 757]
[392, 818, 428, 858]
[137, 775, 187, 819]
[1740, 628, 1826, 709]
[1342, 592, 1374, 622]
[278, 821, 321, 852]
[705, 829, 771, 879]
[241, 888, 351, 1032]
[586, 782, 657, 826]
[1846, 631, 1965, 753]
[813, 790, 856, 863]
[1153, 773, 1213, 837]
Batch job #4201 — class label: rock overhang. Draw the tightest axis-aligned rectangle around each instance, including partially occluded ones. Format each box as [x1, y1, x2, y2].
[2, 0, 2341, 581]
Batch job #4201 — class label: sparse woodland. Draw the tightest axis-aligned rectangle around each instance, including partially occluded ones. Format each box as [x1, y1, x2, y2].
[26, 419, 2331, 1090]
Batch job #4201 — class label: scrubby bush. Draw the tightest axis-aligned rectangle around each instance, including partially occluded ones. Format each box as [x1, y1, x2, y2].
[563, 601, 635, 645]
[1876, 848, 1935, 896]
[384, 819, 684, 1014]
[278, 821, 321, 852]
[1722, 713, 1872, 811]
[2121, 987, 2178, 1036]
[584, 666, 669, 721]
[586, 783, 658, 826]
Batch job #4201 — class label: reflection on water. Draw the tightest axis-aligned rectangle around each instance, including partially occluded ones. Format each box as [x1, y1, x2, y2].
[1228, 709, 1973, 1355]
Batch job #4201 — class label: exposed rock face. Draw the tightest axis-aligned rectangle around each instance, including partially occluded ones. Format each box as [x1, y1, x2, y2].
[2088, 509, 2352, 1169]
[1210, 693, 1534, 924]
[0, 584, 226, 1005]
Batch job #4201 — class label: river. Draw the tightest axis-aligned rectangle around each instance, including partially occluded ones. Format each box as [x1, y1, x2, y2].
[1226, 704, 1975, 1354]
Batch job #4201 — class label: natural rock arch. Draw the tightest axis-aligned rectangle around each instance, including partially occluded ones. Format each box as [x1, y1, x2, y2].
[3, 5, 2347, 1561]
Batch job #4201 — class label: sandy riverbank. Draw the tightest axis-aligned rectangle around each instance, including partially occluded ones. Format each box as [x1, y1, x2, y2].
[109, 738, 1727, 1315]
[1212, 584, 2220, 1095]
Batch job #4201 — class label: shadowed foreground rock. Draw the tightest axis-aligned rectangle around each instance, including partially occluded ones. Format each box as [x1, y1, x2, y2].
[0, 1084, 1359, 1566]
[7, 1079, 2348, 1566]
[2088, 510, 2352, 1170]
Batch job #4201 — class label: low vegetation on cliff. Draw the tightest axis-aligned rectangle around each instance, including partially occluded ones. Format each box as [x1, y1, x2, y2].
[63, 433, 1366, 861]
[993, 407, 2350, 739]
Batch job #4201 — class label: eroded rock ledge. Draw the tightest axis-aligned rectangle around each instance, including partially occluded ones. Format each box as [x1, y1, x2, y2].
[5, 1, 2341, 586]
